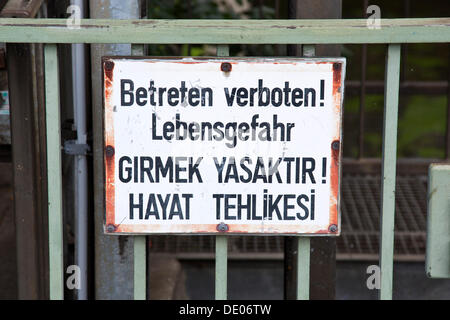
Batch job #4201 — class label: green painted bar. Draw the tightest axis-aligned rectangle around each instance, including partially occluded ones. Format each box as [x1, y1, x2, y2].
[217, 44, 229, 57]
[295, 44, 314, 301]
[215, 44, 229, 301]
[426, 164, 450, 279]
[379, 44, 401, 300]
[131, 44, 144, 55]
[215, 235, 228, 300]
[45, 44, 64, 300]
[297, 238, 310, 300]
[131, 44, 147, 300]
[302, 44, 316, 57]
[133, 236, 146, 300]
[0, 18, 448, 44]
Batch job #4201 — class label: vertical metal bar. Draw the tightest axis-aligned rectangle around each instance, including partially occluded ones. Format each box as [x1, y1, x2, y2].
[294, 43, 315, 301]
[258, 0, 263, 18]
[401, 0, 410, 82]
[445, 46, 450, 159]
[133, 236, 146, 299]
[303, 45, 315, 57]
[90, 0, 139, 299]
[215, 236, 228, 300]
[426, 164, 450, 278]
[215, 44, 229, 300]
[6, 42, 49, 299]
[379, 44, 401, 300]
[294, 1, 341, 300]
[45, 43, 64, 300]
[274, 0, 281, 56]
[217, 44, 229, 57]
[186, 0, 192, 56]
[297, 237, 310, 300]
[283, 105, 298, 287]
[286, 0, 299, 57]
[131, 43, 147, 300]
[359, 44, 367, 158]
[358, 0, 369, 159]
[34, 43, 50, 299]
[71, 0, 88, 300]
[284, 2, 301, 299]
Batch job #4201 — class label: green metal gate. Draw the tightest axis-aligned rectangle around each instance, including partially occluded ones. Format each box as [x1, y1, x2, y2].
[0, 17, 449, 300]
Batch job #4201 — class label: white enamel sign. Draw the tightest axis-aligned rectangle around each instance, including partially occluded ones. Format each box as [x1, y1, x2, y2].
[103, 57, 345, 235]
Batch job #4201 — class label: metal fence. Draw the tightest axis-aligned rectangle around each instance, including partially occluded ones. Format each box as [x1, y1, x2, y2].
[0, 17, 449, 300]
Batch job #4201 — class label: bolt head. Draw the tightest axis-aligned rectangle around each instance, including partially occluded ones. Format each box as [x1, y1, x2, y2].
[104, 60, 114, 71]
[332, 141, 340, 151]
[329, 224, 338, 233]
[220, 62, 232, 72]
[105, 145, 115, 157]
[333, 62, 342, 72]
[106, 224, 116, 233]
[216, 222, 229, 232]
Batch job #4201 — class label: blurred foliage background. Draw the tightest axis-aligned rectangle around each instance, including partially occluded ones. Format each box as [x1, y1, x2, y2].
[144, 0, 449, 159]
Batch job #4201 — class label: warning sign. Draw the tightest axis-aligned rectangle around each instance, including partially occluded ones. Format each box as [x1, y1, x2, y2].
[103, 57, 345, 235]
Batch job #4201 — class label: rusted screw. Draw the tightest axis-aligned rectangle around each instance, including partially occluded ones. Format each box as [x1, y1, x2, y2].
[104, 60, 114, 71]
[216, 222, 229, 232]
[331, 140, 340, 151]
[106, 224, 116, 233]
[329, 224, 338, 233]
[333, 62, 341, 72]
[220, 62, 232, 72]
[105, 145, 115, 157]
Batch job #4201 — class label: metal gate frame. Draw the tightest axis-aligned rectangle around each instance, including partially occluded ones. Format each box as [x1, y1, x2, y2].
[0, 17, 449, 300]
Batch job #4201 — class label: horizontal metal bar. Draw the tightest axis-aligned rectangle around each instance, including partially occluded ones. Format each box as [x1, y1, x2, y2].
[0, 18, 448, 44]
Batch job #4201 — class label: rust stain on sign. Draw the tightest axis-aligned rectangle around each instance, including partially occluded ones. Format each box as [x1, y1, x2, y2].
[103, 59, 116, 232]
